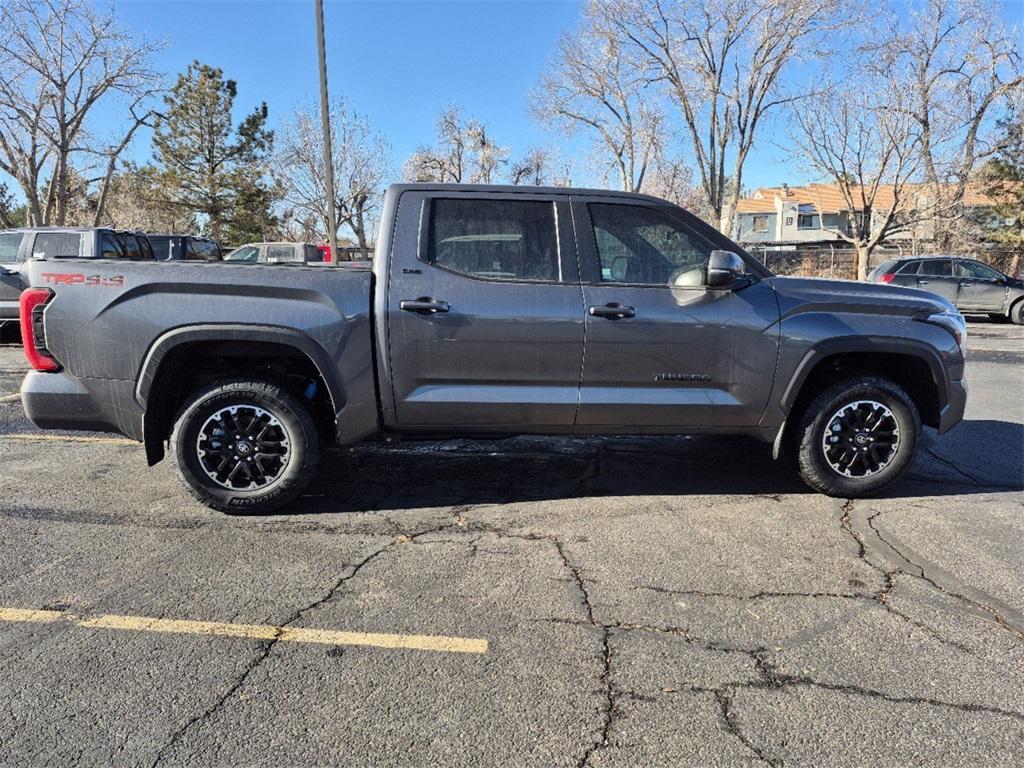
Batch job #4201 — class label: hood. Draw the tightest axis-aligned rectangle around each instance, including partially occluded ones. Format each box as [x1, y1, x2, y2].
[768, 275, 957, 319]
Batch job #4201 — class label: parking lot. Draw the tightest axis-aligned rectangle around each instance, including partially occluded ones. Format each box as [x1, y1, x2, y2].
[0, 321, 1021, 767]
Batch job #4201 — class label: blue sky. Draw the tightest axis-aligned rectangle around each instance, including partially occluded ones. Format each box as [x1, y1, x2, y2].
[17, 0, 1024, 197]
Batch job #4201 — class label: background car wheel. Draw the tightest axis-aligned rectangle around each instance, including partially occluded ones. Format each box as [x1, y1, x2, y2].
[1010, 299, 1024, 326]
[170, 379, 319, 514]
[795, 376, 920, 498]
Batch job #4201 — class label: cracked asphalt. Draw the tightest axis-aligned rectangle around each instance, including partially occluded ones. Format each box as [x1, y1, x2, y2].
[0, 320, 1022, 767]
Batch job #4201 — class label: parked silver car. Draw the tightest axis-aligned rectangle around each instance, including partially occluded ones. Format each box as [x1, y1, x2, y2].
[224, 242, 323, 264]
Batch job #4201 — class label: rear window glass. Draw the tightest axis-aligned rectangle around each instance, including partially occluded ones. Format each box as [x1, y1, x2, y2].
[0, 232, 22, 263]
[148, 237, 172, 260]
[427, 198, 559, 282]
[919, 259, 951, 276]
[32, 233, 82, 259]
[100, 233, 123, 259]
[869, 259, 896, 279]
[120, 234, 141, 260]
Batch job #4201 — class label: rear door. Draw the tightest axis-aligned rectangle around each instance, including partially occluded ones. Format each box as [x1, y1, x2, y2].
[886, 260, 922, 288]
[0, 232, 26, 319]
[913, 259, 959, 303]
[955, 260, 1007, 312]
[572, 197, 780, 429]
[386, 190, 584, 428]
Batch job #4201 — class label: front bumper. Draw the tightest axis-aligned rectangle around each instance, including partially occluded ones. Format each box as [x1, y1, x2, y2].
[937, 378, 967, 434]
[21, 370, 143, 440]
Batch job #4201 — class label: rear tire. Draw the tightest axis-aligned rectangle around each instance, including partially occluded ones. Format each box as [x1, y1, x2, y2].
[795, 376, 920, 498]
[170, 379, 319, 514]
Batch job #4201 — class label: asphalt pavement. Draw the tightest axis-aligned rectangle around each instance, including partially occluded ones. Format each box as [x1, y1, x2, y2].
[0, 320, 1021, 767]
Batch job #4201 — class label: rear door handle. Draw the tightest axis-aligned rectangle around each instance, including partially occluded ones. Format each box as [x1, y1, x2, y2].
[588, 303, 636, 319]
[917, 279, 931, 285]
[959, 281, 972, 287]
[400, 298, 450, 314]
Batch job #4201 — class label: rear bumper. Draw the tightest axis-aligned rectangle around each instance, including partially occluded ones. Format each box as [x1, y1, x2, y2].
[21, 370, 143, 440]
[938, 378, 967, 434]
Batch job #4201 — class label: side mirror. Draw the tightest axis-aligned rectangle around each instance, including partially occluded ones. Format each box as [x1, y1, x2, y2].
[706, 250, 746, 288]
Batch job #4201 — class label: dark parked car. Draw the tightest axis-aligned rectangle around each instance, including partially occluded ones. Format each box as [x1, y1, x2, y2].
[148, 234, 222, 262]
[0, 227, 154, 327]
[19, 183, 967, 512]
[868, 255, 1024, 324]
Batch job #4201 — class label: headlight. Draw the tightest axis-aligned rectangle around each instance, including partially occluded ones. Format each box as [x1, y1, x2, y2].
[914, 307, 967, 350]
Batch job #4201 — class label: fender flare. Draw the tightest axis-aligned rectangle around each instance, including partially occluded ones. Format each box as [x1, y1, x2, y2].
[136, 324, 345, 463]
[778, 335, 951, 417]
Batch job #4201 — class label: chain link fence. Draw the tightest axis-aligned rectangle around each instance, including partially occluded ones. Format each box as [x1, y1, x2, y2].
[742, 243, 1023, 281]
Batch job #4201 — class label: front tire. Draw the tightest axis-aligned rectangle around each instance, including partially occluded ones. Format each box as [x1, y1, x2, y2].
[1010, 299, 1024, 326]
[795, 377, 920, 498]
[170, 379, 319, 514]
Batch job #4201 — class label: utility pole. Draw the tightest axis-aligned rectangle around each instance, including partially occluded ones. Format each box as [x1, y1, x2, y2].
[315, 0, 340, 264]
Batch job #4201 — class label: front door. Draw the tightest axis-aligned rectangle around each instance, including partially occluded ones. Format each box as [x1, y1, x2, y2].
[387, 191, 585, 429]
[572, 198, 780, 429]
[955, 259, 1008, 312]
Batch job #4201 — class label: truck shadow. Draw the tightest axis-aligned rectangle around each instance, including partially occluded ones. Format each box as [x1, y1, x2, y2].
[289, 419, 1023, 514]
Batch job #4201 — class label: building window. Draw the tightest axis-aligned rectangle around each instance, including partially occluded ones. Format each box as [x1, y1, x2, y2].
[752, 215, 769, 233]
[821, 213, 839, 229]
[797, 214, 821, 229]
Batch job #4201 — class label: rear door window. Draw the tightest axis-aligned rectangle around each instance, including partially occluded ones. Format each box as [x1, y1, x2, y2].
[919, 259, 952, 276]
[0, 233, 22, 263]
[267, 244, 297, 262]
[32, 233, 82, 258]
[895, 260, 920, 274]
[426, 198, 560, 282]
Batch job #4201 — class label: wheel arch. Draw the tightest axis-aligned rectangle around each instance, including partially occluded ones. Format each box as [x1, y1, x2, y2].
[780, 338, 949, 433]
[137, 324, 344, 465]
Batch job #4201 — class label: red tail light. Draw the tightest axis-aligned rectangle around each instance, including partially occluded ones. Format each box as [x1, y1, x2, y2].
[19, 288, 60, 372]
[878, 274, 895, 284]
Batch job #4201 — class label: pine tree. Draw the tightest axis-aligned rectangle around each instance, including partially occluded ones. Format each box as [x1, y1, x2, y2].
[982, 115, 1024, 251]
[151, 61, 276, 241]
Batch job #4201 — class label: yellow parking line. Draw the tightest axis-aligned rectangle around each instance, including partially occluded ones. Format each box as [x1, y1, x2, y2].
[1, 607, 488, 655]
[1, 433, 136, 445]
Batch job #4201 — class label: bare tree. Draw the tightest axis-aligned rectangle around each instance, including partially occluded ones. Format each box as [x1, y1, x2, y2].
[404, 105, 508, 184]
[535, 8, 662, 192]
[277, 98, 389, 248]
[871, 0, 1023, 248]
[791, 88, 922, 279]
[510, 147, 551, 185]
[594, 0, 844, 233]
[0, 0, 159, 226]
[92, 94, 160, 226]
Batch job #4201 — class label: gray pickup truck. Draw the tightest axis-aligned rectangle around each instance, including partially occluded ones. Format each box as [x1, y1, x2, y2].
[18, 184, 967, 513]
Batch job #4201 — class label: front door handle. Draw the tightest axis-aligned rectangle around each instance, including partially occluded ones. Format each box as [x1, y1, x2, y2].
[400, 298, 450, 314]
[589, 303, 636, 320]
[917, 279, 931, 285]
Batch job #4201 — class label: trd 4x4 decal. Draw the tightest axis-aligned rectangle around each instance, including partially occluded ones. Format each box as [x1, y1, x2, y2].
[41, 272, 125, 287]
